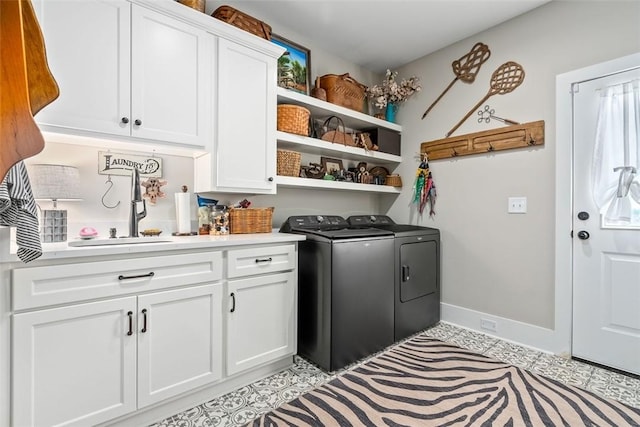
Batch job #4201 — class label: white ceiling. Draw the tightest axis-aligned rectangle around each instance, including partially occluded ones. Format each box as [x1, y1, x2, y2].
[209, 0, 551, 73]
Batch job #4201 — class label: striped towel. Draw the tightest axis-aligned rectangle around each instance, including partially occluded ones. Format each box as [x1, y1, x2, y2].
[0, 162, 42, 263]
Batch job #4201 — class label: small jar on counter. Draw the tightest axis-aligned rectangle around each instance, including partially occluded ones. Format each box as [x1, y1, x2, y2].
[198, 206, 211, 235]
[209, 205, 229, 235]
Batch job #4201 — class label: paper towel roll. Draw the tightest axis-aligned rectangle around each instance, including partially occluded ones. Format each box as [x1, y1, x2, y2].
[175, 192, 191, 234]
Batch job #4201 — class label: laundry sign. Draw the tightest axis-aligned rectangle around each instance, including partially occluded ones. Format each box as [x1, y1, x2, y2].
[98, 151, 163, 177]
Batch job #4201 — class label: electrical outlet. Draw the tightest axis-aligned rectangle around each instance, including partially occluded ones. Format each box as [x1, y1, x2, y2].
[508, 196, 527, 213]
[480, 318, 497, 332]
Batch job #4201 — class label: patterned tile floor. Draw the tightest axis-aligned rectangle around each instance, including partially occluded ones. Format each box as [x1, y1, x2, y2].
[150, 322, 640, 427]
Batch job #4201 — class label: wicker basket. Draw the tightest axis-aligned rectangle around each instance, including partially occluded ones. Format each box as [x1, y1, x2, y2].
[212, 6, 272, 40]
[177, 0, 205, 13]
[319, 73, 367, 112]
[229, 207, 274, 234]
[277, 104, 310, 136]
[277, 149, 301, 177]
[385, 174, 403, 187]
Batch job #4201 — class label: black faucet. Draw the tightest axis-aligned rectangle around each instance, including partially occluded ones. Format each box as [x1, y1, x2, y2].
[128, 168, 147, 237]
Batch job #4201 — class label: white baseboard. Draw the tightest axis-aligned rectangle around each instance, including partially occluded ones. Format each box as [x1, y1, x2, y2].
[441, 302, 569, 356]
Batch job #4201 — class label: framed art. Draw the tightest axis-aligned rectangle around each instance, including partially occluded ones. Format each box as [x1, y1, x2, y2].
[321, 157, 343, 174]
[272, 34, 311, 95]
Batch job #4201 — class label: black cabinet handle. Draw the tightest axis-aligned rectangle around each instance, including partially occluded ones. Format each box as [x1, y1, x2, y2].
[118, 272, 154, 280]
[255, 257, 272, 264]
[402, 265, 410, 282]
[134, 119, 142, 126]
[230, 292, 236, 312]
[141, 309, 148, 333]
[121, 117, 129, 124]
[268, 177, 274, 182]
[127, 311, 133, 336]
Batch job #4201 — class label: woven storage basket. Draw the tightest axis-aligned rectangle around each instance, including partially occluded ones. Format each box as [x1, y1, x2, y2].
[229, 207, 274, 234]
[177, 0, 205, 12]
[277, 149, 301, 177]
[277, 104, 310, 136]
[385, 174, 403, 187]
[319, 73, 366, 112]
[212, 6, 272, 40]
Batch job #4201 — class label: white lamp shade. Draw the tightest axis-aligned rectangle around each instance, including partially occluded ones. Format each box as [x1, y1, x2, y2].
[29, 164, 82, 201]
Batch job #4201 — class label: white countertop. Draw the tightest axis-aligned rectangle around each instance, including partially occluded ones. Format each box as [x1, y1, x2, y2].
[1, 229, 305, 263]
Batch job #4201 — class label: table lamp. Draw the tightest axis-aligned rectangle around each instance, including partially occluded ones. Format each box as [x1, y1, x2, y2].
[30, 164, 82, 242]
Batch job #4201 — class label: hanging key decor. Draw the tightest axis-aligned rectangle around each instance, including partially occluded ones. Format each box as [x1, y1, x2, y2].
[477, 105, 519, 125]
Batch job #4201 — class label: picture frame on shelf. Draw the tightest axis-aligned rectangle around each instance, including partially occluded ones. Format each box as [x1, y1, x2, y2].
[321, 157, 343, 174]
[272, 34, 310, 95]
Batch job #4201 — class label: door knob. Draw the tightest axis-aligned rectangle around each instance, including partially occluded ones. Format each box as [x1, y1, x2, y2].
[121, 117, 129, 124]
[134, 119, 142, 126]
[577, 230, 590, 240]
[577, 211, 590, 220]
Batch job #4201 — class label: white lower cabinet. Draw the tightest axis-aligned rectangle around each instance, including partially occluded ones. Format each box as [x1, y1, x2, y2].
[8, 244, 298, 427]
[13, 297, 138, 427]
[137, 285, 223, 408]
[225, 245, 297, 376]
[227, 272, 296, 376]
[12, 284, 222, 427]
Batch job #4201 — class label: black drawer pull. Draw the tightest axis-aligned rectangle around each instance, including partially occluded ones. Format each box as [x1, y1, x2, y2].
[255, 257, 273, 263]
[141, 309, 148, 333]
[230, 292, 236, 313]
[126, 311, 133, 336]
[118, 272, 155, 280]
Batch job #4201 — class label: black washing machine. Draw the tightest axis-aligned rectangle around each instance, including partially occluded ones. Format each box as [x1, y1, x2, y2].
[280, 215, 395, 371]
[348, 215, 440, 341]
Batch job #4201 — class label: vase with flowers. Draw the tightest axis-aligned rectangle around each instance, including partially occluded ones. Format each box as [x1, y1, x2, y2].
[366, 69, 422, 123]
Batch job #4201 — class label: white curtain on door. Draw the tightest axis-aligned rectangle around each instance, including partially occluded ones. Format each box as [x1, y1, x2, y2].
[592, 80, 640, 222]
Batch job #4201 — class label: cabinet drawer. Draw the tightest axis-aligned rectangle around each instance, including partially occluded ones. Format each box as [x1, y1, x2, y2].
[227, 245, 295, 278]
[12, 252, 222, 311]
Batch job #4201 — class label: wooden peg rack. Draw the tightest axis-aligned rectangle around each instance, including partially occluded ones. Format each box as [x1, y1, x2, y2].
[420, 120, 544, 161]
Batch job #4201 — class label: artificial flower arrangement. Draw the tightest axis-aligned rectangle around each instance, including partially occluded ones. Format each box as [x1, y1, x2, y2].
[366, 69, 422, 109]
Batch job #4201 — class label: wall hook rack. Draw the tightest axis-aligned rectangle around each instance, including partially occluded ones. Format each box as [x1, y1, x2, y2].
[421, 120, 544, 161]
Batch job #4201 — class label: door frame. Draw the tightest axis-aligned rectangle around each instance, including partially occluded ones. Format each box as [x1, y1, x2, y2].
[555, 52, 640, 356]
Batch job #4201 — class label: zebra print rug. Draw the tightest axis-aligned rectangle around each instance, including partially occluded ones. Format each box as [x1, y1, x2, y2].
[248, 334, 640, 426]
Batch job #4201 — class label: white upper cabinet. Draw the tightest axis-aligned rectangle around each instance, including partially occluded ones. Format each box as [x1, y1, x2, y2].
[34, 0, 211, 149]
[194, 38, 281, 194]
[33, 0, 131, 137]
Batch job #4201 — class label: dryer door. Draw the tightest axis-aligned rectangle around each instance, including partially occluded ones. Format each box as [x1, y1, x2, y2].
[400, 240, 438, 301]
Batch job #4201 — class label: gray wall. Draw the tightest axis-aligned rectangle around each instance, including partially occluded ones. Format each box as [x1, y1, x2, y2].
[387, 1, 640, 330]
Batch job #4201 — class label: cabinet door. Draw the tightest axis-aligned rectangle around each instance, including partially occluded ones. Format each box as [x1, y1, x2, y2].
[33, 0, 131, 136]
[137, 284, 223, 407]
[131, 5, 211, 147]
[215, 38, 277, 193]
[227, 272, 296, 376]
[12, 297, 137, 427]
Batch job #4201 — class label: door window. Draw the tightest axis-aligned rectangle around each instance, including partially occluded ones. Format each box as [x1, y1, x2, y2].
[592, 80, 640, 228]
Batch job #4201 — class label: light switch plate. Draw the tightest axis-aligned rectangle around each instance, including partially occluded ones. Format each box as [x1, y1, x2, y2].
[508, 197, 527, 213]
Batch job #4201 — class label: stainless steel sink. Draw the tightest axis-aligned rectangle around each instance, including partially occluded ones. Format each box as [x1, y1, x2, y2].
[68, 236, 172, 247]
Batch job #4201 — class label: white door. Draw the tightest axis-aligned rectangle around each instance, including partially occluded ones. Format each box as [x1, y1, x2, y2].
[12, 297, 137, 427]
[227, 272, 295, 376]
[137, 284, 223, 408]
[572, 66, 640, 375]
